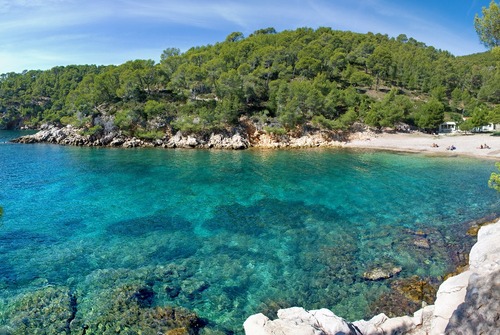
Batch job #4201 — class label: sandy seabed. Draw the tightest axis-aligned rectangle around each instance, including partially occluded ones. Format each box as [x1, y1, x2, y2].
[344, 132, 500, 160]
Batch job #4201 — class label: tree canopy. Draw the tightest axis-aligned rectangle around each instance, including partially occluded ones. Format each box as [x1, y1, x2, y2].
[474, 0, 500, 49]
[0, 27, 498, 137]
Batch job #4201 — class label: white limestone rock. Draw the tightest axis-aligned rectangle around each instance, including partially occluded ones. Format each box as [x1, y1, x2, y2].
[468, 221, 500, 275]
[430, 270, 471, 335]
[243, 314, 271, 335]
[353, 313, 417, 335]
[442, 222, 500, 334]
[243, 307, 356, 335]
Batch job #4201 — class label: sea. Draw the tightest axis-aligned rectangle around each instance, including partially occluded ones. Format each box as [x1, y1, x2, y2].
[0, 130, 498, 334]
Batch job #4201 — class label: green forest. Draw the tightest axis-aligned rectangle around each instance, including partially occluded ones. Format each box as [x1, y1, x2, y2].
[1, 27, 499, 139]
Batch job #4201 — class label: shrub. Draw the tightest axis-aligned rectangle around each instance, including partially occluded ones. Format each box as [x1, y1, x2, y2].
[489, 162, 500, 192]
[135, 129, 165, 140]
[311, 115, 336, 130]
[264, 126, 287, 135]
[82, 125, 103, 136]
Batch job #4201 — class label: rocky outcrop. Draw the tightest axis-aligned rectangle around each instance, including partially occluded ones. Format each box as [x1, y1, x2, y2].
[243, 307, 423, 335]
[444, 222, 500, 335]
[247, 132, 347, 149]
[244, 220, 500, 335]
[362, 264, 402, 281]
[11, 124, 251, 150]
[164, 131, 249, 149]
[11, 119, 356, 150]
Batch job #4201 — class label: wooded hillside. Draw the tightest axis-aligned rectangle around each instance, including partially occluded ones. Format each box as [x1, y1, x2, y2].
[1, 27, 499, 137]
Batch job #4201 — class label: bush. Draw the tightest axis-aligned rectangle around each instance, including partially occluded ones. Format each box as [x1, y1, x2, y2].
[135, 129, 165, 140]
[82, 125, 103, 136]
[311, 115, 336, 130]
[59, 115, 78, 126]
[264, 126, 287, 135]
[489, 162, 500, 192]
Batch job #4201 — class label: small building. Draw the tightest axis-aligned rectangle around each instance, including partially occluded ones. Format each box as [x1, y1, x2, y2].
[473, 123, 500, 133]
[438, 122, 457, 133]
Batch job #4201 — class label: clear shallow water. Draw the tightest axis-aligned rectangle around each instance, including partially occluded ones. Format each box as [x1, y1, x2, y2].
[0, 130, 499, 333]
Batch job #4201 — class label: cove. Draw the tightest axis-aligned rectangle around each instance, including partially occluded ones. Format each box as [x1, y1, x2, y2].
[0, 130, 499, 333]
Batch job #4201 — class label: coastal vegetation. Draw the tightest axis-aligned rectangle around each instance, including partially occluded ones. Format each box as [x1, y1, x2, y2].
[475, 0, 500, 49]
[489, 162, 500, 191]
[0, 27, 499, 140]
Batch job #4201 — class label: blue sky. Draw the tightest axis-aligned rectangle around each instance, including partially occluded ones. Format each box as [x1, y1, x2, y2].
[0, 0, 494, 73]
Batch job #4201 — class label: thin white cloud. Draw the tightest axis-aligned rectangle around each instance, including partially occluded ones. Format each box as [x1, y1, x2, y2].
[116, 0, 254, 29]
[0, 0, 490, 72]
[301, 0, 484, 55]
[0, 0, 75, 13]
[0, 1, 113, 35]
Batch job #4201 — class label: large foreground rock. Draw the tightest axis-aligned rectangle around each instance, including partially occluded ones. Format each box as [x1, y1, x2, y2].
[243, 307, 422, 335]
[243, 308, 357, 335]
[244, 220, 500, 335]
[444, 222, 500, 335]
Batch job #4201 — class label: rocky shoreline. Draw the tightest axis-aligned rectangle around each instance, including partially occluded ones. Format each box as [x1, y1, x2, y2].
[10, 124, 251, 149]
[10, 124, 500, 160]
[243, 220, 500, 335]
[10, 123, 350, 150]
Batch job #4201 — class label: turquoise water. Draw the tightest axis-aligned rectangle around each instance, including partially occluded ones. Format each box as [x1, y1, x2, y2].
[0, 130, 499, 333]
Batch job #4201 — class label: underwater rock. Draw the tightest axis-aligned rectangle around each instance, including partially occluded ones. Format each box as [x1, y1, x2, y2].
[72, 282, 205, 335]
[370, 276, 438, 318]
[370, 290, 421, 318]
[404, 228, 432, 249]
[413, 236, 430, 249]
[0, 286, 74, 334]
[363, 264, 402, 281]
[181, 279, 209, 298]
[466, 225, 481, 237]
[465, 214, 499, 237]
[392, 276, 438, 305]
[130, 286, 155, 308]
[64, 265, 209, 334]
[165, 284, 181, 298]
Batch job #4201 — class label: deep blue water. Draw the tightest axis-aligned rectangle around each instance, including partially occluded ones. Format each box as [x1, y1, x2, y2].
[0, 130, 499, 333]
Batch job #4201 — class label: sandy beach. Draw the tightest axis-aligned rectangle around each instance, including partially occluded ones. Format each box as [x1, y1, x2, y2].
[344, 132, 500, 160]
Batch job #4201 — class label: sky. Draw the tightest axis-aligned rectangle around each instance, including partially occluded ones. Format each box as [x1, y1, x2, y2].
[0, 0, 495, 73]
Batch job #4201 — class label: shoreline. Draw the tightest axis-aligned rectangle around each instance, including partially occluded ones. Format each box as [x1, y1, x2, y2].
[341, 132, 500, 160]
[9, 125, 500, 160]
